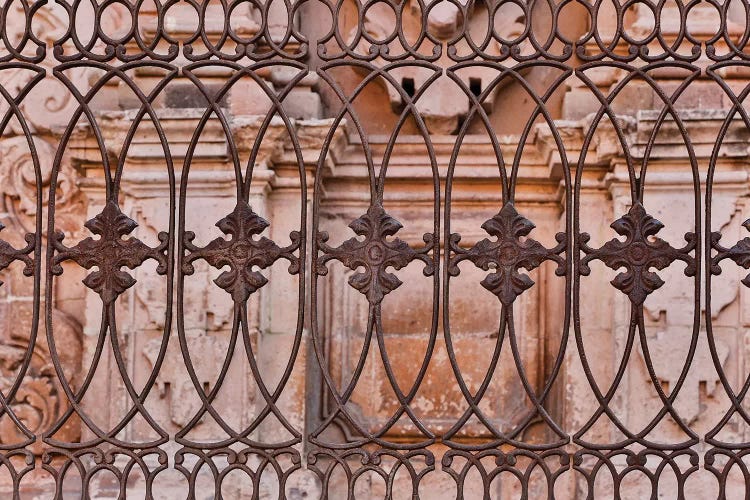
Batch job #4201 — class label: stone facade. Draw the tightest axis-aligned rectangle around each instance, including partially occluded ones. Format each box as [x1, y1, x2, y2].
[0, 0, 750, 498]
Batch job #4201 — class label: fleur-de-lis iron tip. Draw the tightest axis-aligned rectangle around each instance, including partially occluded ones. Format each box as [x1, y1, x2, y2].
[582, 202, 695, 305]
[449, 202, 565, 306]
[711, 217, 750, 287]
[317, 202, 434, 305]
[183, 201, 300, 304]
[53, 200, 168, 305]
[0, 222, 34, 287]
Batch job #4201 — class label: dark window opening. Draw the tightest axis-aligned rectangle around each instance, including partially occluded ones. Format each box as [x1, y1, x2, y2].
[469, 77, 482, 97]
[402, 77, 416, 98]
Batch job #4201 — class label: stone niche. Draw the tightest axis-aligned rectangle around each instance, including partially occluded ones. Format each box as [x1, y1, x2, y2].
[309, 132, 567, 442]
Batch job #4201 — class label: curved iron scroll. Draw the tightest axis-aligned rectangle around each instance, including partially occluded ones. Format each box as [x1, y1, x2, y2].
[0, 0, 749, 497]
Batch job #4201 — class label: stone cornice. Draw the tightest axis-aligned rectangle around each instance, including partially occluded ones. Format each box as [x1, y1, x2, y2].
[69, 110, 346, 198]
[68, 108, 750, 204]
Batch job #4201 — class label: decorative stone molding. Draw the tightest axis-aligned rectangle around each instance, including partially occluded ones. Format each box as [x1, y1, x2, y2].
[0, 1, 87, 452]
[449, 203, 565, 306]
[0, 310, 82, 453]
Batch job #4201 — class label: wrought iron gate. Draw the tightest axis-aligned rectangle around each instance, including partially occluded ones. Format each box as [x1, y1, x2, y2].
[2, 0, 750, 497]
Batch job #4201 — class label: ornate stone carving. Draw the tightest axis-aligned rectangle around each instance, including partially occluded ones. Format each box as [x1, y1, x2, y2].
[581, 202, 696, 305]
[0, 137, 45, 229]
[183, 201, 300, 304]
[0, 370, 57, 449]
[1, 4, 89, 134]
[448, 203, 565, 306]
[0, 136, 84, 238]
[52, 201, 168, 304]
[0, 310, 82, 453]
[317, 203, 434, 305]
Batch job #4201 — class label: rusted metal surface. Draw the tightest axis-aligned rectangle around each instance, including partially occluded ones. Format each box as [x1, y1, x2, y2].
[1, 0, 750, 497]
